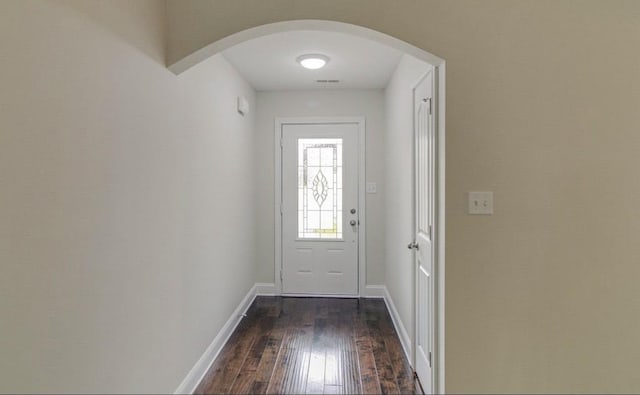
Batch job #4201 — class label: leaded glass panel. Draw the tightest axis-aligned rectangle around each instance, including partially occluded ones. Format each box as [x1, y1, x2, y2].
[298, 138, 343, 239]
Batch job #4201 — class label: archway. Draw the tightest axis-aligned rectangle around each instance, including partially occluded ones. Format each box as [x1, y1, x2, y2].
[171, 20, 446, 394]
[167, 20, 443, 76]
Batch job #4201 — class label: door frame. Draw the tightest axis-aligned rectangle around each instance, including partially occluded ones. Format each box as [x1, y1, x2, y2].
[274, 116, 367, 297]
[411, 66, 445, 393]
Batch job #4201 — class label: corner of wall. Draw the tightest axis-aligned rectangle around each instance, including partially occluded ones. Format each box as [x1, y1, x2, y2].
[174, 285, 258, 394]
[383, 287, 412, 364]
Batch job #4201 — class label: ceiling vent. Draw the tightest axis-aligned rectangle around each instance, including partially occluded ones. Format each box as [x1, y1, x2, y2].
[316, 79, 340, 84]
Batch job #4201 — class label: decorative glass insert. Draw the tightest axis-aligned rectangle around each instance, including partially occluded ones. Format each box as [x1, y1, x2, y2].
[298, 138, 343, 239]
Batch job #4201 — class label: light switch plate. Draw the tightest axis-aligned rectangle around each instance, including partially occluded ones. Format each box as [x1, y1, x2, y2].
[468, 191, 493, 215]
[366, 182, 377, 194]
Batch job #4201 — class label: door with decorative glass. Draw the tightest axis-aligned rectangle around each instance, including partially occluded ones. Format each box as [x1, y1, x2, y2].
[281, 122, 359, 295]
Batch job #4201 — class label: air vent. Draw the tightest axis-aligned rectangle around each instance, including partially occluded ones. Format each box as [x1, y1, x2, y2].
[316, 79, 340, 84]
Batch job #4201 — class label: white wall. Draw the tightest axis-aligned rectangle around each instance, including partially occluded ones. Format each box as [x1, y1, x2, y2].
[254, 89, 386, 287]
[0, 1, 256, 393]
[383, 55, 432, 352]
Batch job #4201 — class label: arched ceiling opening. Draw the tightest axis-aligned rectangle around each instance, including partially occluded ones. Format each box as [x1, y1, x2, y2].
[167, 20, 444, 75]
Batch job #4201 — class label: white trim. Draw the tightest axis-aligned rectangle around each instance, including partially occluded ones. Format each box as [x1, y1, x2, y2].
[281, 293, 360, 298]
[168, 20, 444, 75]
[357, 119, 367, 297]
[274, 118, 283, 294]
[274, 117, 367, 297]
[383, 286, 412, 365]
[255, 282, 277, 296]
[435, 63, 446, 395]
[174, 285, 257, 394]
[363, 284, 386, 298]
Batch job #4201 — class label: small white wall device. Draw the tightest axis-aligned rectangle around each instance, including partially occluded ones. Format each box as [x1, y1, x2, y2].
[468, 191, 494, 215]
[237, 96, 249, 116]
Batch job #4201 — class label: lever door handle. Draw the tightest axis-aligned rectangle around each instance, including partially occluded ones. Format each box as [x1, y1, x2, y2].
[407, 241, 419, 250]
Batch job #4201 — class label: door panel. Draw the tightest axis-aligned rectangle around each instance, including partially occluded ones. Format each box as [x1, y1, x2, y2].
[281, 123, 359, 295]
[414, 69, 434, 393]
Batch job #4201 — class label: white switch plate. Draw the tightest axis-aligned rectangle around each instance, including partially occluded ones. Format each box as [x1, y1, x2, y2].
[468, 191, 493, 215]
[366, 182, 377, 194]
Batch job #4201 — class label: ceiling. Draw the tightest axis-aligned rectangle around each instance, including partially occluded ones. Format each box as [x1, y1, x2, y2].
[222, 30, 403, 91]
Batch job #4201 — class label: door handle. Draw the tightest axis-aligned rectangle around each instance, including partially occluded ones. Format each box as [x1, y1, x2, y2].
[350, 220, 357, 226]
[407, 241, 419, 250]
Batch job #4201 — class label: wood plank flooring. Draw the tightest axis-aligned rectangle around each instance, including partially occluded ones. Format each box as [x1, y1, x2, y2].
[195, 297, 422, 395]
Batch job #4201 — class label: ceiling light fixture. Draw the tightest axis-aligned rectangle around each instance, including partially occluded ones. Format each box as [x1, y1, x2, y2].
[297, 54, 329, 70]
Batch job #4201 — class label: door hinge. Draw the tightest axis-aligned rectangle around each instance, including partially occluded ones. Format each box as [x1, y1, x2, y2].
[280, 138, 283, 148]
[428, 98, 432, 115]
[429, 224, 432, 238]
[428, 351, 432, 367]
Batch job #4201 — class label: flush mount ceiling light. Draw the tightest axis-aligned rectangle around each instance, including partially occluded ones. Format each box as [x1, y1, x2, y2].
[296, 54, 329, 70]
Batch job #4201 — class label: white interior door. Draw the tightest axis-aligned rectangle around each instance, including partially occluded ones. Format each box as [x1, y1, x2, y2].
[413, 70, 435, 392]
[281, 122, 359, 295]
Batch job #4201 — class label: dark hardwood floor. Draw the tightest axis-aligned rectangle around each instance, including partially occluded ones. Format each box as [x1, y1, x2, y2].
[195, 296, 422, 394]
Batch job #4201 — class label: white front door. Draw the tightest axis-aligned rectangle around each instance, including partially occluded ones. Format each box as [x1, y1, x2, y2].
[413, 69, 435, 392]
[281, 122, 359, 295]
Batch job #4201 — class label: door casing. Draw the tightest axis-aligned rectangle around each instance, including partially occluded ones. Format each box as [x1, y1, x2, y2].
[274, 117, 366, 296]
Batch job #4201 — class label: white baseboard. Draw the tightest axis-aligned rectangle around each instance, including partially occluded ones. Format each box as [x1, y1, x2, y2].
[174, 284, 257, 394]
[383, 286, 412, 365]
[363, 284, 386, 298]
[255, 282, 277, 295]
[253, 283, 388, 298]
